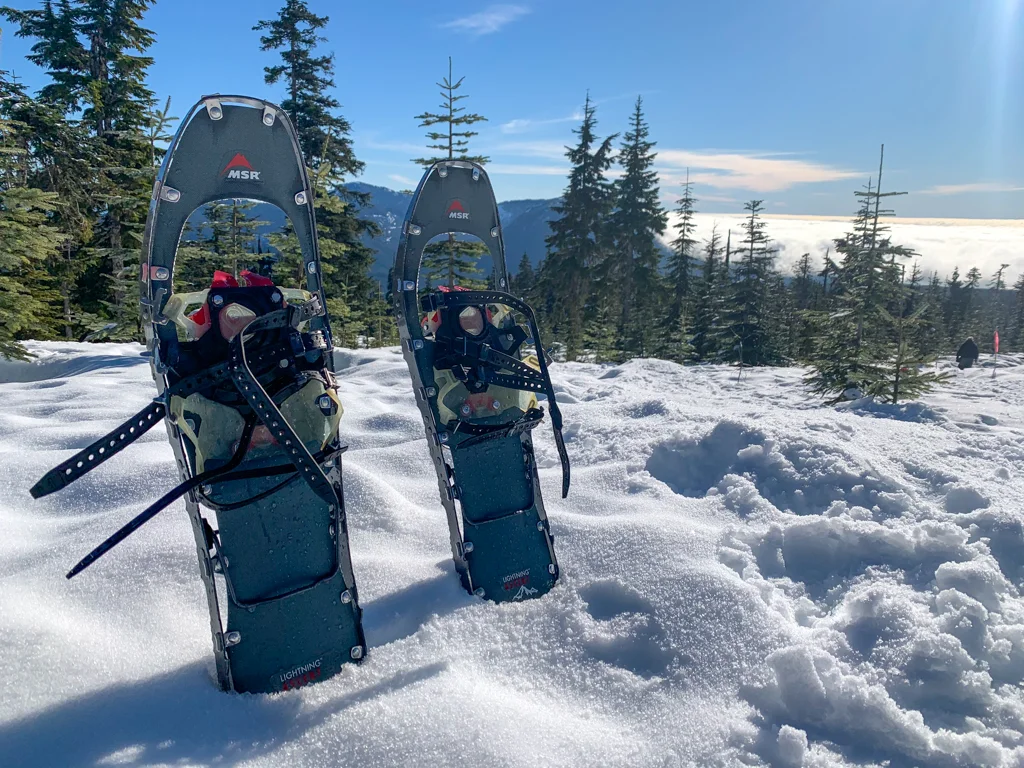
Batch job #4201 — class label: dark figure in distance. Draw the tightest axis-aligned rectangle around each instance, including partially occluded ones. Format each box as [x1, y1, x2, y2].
[957, 337, 979, 369]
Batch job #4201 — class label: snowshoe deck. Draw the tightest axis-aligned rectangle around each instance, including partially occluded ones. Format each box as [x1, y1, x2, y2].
[393, 161, 569, 602]
[32, 95, 365, 694]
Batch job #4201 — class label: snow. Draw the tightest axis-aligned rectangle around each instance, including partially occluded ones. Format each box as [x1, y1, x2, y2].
[2, 343, 1024, 767]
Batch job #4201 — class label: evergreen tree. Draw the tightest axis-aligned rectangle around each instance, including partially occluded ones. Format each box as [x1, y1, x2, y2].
[916, 272, 947, 356]
[3, 0, 158, 341]
[512, 254, 535, 298]
[989, 264, 1012, 346]
[963, 266, 983, 344]
[414, 57, 488, 167]
[791, 252, 818, 361]
[689, 226, 726, 362]
[544, 94, 616, 361]
[818, 248, 836, 302]
[944, 266, 965, 344]
[724, 200, 778, 367]
[413, 57, 488, 289]
[0, 100, 66, 358]
[875, 268, 947, 403]
[605, 96, 667, 359]
[662, 170, 697, 360]
[806, 146, 925, 402]
[1011, 273, 1024, 350]
[255, 0, 358, 175]
[255, 0, 378, 343]
[0, 70, 98, 340]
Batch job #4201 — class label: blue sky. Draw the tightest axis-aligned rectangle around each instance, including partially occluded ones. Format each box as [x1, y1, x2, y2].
[1, 0, 1022, 218]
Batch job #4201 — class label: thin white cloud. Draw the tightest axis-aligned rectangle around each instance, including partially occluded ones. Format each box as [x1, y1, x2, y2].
[491, 140, 568, 160]
[500, 112, 583, 134]
[441, 5, 530, 36]
[360, 138, 425, 155]
[919, 181, 1024, 195]
[657, 150, 861, 193]
[486, 163, 568, 176]
[388, 174, 417, 186]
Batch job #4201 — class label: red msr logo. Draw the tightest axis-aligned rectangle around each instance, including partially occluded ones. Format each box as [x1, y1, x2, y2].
[446, 200, 469, 220]
[221, 153, 261, 181]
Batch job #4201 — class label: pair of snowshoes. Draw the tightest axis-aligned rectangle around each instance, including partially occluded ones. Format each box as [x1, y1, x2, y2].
[30, 96, 569, 694]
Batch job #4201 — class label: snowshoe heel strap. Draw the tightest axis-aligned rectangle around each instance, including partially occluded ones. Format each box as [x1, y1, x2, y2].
[228, 310, 341, 515]
[66, 416, 258, 579]
[449, 407, 547, 449]
[31, 400, 167, 499]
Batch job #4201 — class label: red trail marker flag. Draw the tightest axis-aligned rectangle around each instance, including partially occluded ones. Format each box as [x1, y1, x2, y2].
[993, 330, 1000, 379]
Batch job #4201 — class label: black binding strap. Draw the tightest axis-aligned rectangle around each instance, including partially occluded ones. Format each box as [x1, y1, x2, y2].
[429, 289, 570, 497]
[66, 417, 258, 579]
[31, 307, 325, 500]
[448, 407, 546, 450]
[31, 401, 167, 499]
[227, 301, 342, 513]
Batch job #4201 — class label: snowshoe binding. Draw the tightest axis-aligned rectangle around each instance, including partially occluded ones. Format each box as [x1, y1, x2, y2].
[30, 95, 365, 693]
[393, 161, 570, 603]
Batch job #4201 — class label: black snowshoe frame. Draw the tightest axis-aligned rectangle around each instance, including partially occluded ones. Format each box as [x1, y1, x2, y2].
[32, 96, 365, 694]
[393, 160, 569, 602]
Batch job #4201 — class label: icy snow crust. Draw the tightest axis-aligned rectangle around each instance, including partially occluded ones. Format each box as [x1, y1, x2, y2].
[1, 343, 1023, 768]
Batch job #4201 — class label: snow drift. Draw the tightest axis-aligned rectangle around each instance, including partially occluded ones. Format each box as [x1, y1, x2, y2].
[1, 343, 1022, 767]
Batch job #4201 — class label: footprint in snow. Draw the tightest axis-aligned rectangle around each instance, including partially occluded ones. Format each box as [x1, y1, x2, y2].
[579, 580, 676, 679]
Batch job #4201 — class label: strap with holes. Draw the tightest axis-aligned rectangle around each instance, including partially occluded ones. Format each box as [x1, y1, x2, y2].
[66, 417, 258, 579]
[227, 306, 341, 514]
[30, 401, 167, 499]
[30, 321, 323, 500]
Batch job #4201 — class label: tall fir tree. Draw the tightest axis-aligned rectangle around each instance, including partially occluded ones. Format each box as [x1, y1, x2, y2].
[0, 96, 66, 358]
[724, 200, 778, 367]
[543, 94, 617, 361]
[915, 271, 948, 356]
[255, 0, 357, 174]
[988, 264, 1012, 346]
[688, 226, 726, 362]
[875, 266, 947, 403]
[944, 266, 965, 344]
[255, 0, 378, 344]
[963, 266, 983, 344]
[1011, 273, 1024, 350]
[662, 170, 697, 361]
[806, 146, 927, 403]
[3, 0, 158, 341]
[0, 69, 98, 340]
[791, 252, 819, 361]
[512, 254, 535, 298]
[413, 57, 489, 289]
[605, 96, 666, 359]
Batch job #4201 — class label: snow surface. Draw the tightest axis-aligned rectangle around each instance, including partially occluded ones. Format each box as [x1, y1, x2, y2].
[2, 343, 1024, 767]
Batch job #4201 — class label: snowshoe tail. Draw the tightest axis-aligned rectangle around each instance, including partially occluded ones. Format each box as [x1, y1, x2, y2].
[393, 161, 568, 603]
[34, 96, 365, 694]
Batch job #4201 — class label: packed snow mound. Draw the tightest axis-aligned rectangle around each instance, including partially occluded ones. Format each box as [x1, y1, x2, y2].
[1, 343, 1023, 767]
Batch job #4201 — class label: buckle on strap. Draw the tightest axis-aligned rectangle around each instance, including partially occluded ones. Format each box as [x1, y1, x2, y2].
[449, 407, 546, 449]
[289, 329, 327, 356]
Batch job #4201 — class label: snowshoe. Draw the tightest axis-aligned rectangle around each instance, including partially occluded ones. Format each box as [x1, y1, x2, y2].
[30, 95, 365, 694]
[393, 161, 570, 603]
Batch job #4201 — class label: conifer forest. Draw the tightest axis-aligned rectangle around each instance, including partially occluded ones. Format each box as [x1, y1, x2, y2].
[1, 0, 1020, 406]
